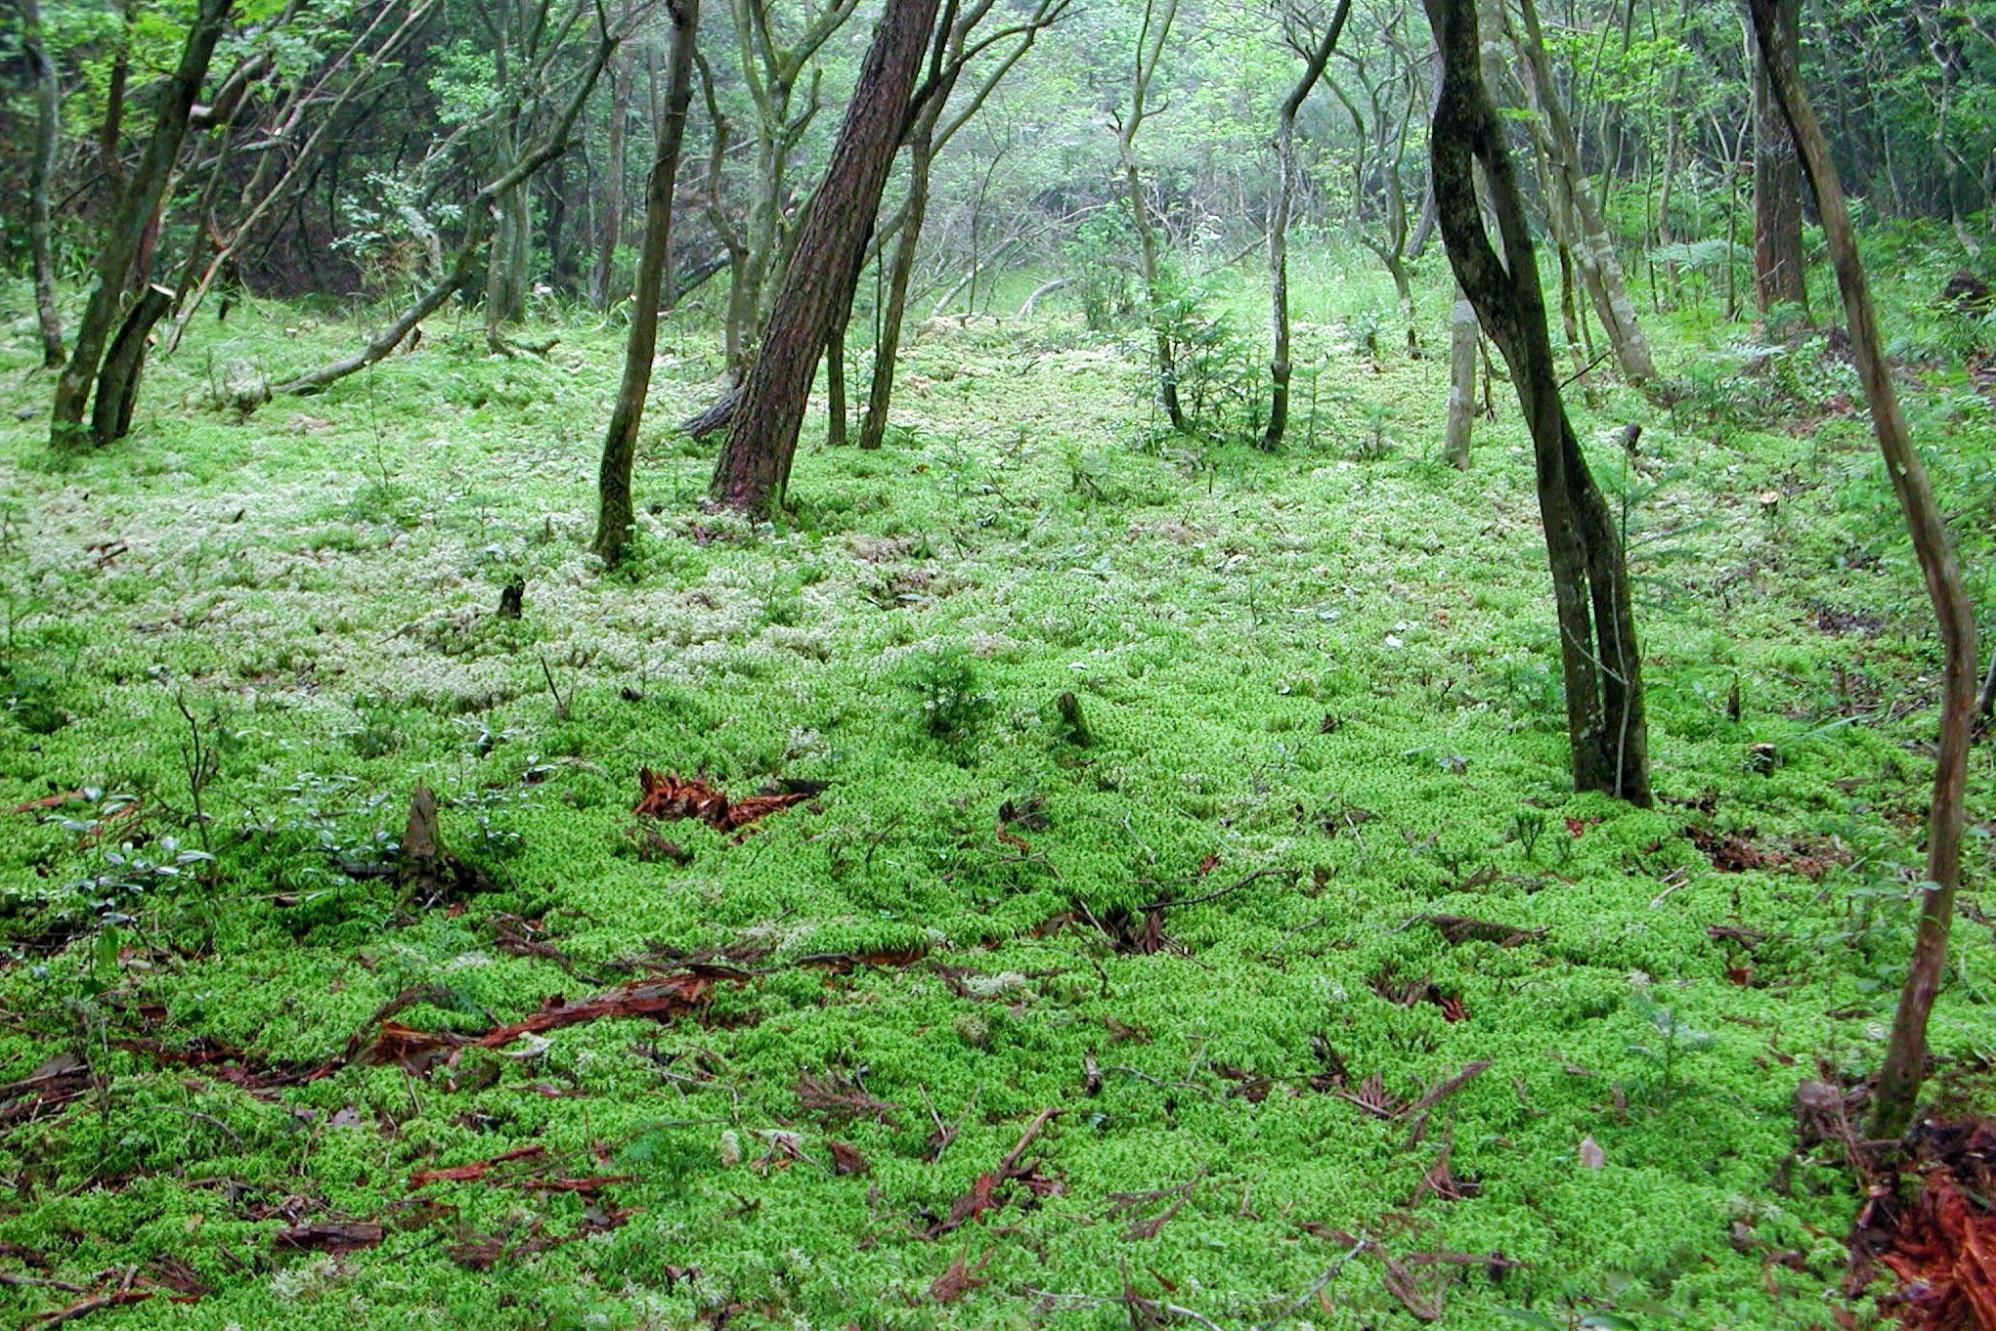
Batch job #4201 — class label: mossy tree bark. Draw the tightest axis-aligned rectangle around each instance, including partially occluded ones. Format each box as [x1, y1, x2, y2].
[708, 0, 945, 517]
[1748, 0, 1977, 1140]
[592, 0, 702, 568]
[1425, 0, 1652, 806]
[51, 0, 231, 446]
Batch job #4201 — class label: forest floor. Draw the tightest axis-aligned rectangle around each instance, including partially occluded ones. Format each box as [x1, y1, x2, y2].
[1, 248, 1994, 1330]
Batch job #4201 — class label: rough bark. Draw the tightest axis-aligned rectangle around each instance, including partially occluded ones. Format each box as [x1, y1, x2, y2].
[1263, 0, 1352, 451]
[25, 0, 64, 368]
[1749, 0, 1807, 314]
[51, 0, 231, 446]
[1749, 0, 1977, 1140]
[1425, 0, 1652, 806]
[593, 0, 702, 567]
[709, 0, 945, 516]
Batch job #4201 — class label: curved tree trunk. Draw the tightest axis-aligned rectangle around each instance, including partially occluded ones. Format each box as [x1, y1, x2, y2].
[709, 0, 944, 516]
[1426, 0, 1651, 806]
[1749, 0, 1976, 1141]
[51, 0, 231, 446]
[1263, 0, 1351, 452]
[593, 0, 701, 567]
[1117, 0, 1186, 435]
[1506, 0, 1655, 386]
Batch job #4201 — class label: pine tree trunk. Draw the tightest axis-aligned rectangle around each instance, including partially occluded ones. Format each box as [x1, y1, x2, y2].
[593, 0, 701, 567]
[1749, 0, 1976, 1141]
[1749, 0, 1807, 314]
[708, 0, 943, 517]
[1426, 0, 1651, 806]
[52, 0, 230, 446]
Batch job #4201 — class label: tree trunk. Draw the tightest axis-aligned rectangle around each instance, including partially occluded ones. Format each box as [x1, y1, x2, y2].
[1442, 284, 1475, 469]
[24, 0, 65, 368]
[51, 0, 231, 446]
[858, 123, 934, 451]
[1506, 0, 1656, 386]
[1749, 0, 1807, 314]
[593, 44, 634, 308]
[1748, 0, 1976, 1141]
[1264, 0, 1351, 451]
[709, 0, 944, 516]
[1118, 0, 1185, 434]
[1426, 0, 1652, 806]
[90, 284, 172, 445]
[593, 0, 701, 567]
[279, 19, 621, 396]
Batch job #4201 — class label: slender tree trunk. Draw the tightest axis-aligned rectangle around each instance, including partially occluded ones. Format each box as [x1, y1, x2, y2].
[593, 0, 701, 567]
[1443, 284, 1475, 469]
[593, 44, 634, 308]
[280, 19, 621, 395]
[858, 124, 935, 451]
[24, 0, 65, 368]
[1507, 0, 1656, 385]
[51, 0, 231, 446]
[709, 0, 944, 516]
[1118, 0, 1186, 434]
[1425, 0, 1651, 806]
[90, 284, 172, 444]
[1748, 0, 1976, 1141]
[1748, 0, 1807, 314]
[1264, 0, 1351, 451]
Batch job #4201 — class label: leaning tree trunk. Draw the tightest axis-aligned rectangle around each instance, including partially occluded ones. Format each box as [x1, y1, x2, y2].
[592, 0, 701, 567]
[51, 0, 231, 446]
[1264, 0, 1351, 451]
[1442, 283, 1476, 469]
[25, 0, 64, 368]
[1426, 0, 1652, 806]
[1508, 0, 1656, 386]
[279, 20, 621, 396]
[857, 121, 935, 451]
[709, 0, 944, 517]
[1749, 0, 1807, 314]
[1749, 0, 1976, 1141]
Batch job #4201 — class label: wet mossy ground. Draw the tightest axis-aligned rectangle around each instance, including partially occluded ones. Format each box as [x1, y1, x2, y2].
[1, 249, 1992, 1329]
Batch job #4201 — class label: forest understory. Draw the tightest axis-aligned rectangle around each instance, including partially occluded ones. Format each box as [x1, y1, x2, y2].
[2, 247, 1995, 1330]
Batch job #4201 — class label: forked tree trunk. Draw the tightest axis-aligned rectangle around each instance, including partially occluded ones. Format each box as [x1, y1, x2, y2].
[1749, 0, 1977, 1141]
[51, 0, 231, 446]
[592, 0, 701, 567]
[709, 0, 944, 516]
[1749, 0, 1807, 314]
[25, 0, 64, 369]
[1263, 0, 1351, 451]
[1425, 0, 1652, 806]
[1442, 284, 1475, 469]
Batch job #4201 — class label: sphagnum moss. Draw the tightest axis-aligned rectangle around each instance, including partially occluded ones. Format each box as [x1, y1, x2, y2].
[0, 257, 1988, 1330]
